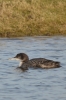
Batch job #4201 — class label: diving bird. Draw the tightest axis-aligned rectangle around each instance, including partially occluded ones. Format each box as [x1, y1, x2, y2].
[10, 53, 61, 70]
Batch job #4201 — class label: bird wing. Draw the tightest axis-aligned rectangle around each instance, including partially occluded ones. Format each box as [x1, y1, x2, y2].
[29, 58, 60, 69]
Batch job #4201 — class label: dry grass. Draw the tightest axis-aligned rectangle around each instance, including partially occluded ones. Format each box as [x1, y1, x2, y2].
[0, 0, 66, 37]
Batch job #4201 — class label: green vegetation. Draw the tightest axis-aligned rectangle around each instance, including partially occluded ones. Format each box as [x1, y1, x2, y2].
[0, 0, 66, 37]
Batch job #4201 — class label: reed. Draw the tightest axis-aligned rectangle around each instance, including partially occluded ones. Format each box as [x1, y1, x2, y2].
[0, 0, 66, 37]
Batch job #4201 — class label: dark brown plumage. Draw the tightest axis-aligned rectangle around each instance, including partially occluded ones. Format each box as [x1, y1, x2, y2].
[11, 53, 61, 70]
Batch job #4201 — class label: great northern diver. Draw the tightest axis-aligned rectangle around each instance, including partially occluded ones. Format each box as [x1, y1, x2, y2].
[10, 53, 61, 70]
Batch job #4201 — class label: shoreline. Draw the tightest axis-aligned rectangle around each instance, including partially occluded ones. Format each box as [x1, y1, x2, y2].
[0, 33, 66, 38]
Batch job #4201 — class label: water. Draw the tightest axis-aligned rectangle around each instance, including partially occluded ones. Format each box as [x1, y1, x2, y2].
[0, 36, 66, 100]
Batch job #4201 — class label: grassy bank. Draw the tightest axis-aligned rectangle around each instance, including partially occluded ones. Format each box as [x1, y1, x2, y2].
[0, 0, 66, 37]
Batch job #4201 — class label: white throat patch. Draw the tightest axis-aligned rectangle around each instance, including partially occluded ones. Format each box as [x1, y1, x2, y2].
[19, 61, 23, 67]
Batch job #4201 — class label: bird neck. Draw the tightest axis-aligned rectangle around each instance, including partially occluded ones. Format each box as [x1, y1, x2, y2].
[19, 61, 23, 67]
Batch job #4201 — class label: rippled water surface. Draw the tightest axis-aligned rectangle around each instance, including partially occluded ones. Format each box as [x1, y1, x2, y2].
[0, 36, 66, 100]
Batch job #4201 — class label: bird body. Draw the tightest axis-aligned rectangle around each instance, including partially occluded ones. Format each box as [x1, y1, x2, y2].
[10, 53, 61, 70]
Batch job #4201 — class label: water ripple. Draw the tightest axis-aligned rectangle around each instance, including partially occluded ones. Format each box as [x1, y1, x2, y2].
[0, 36, 66, 100]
